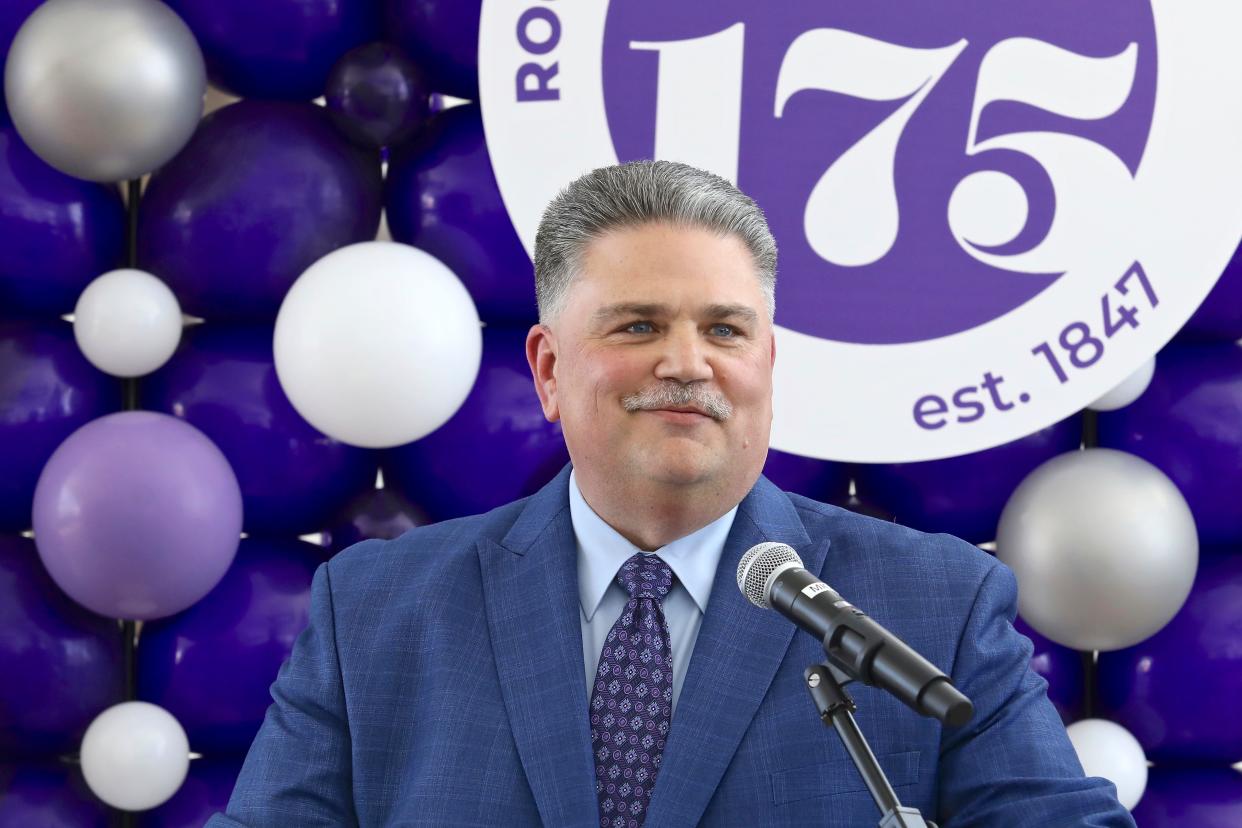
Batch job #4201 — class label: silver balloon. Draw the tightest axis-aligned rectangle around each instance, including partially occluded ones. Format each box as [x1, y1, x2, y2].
[996, 448, 1197, 652]
[3, 0, 205, 182]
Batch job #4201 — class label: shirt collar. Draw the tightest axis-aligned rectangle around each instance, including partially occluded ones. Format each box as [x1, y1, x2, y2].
[570, 468, 737, 622]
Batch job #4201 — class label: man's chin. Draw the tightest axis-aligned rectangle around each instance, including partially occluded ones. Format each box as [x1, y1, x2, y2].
[633, 452, 719, 488]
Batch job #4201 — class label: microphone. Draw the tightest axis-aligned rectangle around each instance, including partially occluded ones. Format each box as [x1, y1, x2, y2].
[737, 542, 974, 727]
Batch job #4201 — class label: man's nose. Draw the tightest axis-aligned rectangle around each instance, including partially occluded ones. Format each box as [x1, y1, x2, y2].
[654, 326, 713, 384]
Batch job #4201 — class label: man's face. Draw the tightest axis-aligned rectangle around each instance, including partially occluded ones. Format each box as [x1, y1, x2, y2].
[528, 222, 775, 496]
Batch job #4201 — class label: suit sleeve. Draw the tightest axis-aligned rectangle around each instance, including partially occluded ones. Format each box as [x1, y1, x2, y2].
[205, 561, 358, 827]
[935, 560, 1136, 828]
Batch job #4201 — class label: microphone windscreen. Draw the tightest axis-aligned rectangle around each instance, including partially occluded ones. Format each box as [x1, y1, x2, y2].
[737, 542, 803, 609]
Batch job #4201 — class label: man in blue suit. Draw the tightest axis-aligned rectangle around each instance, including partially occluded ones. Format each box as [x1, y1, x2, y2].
[209, 161, 1135, 826]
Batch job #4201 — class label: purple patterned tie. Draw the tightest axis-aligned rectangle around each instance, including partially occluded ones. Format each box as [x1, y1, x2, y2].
[589, 553, 676, 828]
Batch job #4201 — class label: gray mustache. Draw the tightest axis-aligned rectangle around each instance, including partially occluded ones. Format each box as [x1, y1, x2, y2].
[621, 382, 733, 421]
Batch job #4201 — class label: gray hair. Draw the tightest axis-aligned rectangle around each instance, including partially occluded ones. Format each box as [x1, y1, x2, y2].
[533, 160, 777, 322]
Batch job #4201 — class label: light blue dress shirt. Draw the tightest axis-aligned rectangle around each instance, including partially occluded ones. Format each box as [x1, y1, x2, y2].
[570, 469, 737, 717]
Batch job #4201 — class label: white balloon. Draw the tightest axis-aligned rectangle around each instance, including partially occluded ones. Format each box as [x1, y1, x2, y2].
[73, 269, 183, 377]
[274, 241, 483, 448]
[79, 701, 190, 811]
[997, 448, 1198, 651]
[1066, 718, 1148, 810]
[1089, 356, 1156, 411]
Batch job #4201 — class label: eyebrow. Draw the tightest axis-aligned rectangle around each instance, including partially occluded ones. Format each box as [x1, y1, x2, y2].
[590, 302, 759, 326]
[705, 304, 760, 325]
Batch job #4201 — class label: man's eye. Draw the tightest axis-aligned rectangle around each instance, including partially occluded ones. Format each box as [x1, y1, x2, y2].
[625, 321, 654, 334]
[710, 324, 737, 337]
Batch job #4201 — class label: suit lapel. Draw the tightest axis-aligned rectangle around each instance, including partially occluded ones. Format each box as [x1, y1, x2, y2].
[478, 467, 599, 827]
[644, 476, 831, 826]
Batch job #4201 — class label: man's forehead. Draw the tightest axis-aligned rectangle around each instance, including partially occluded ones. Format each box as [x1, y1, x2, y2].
[560, 223, 770, 327]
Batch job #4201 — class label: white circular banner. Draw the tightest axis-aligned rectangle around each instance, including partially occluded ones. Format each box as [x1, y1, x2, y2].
[480, 0, 1242, 462]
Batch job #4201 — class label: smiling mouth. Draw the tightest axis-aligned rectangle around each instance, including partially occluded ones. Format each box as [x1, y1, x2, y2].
[643, 408, 713, 423]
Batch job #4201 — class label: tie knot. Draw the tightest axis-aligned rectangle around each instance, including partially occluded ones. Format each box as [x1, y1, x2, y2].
[616, 553, 675, 602]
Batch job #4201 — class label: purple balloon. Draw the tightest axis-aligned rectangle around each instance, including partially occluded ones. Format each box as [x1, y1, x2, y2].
[0, 762, 108, 826]
[1098, 549, 1242, 763]
[1013, 616, 1084, 725]
[829, 493, 897, 522]
[164, 0, 378, 101]
[32, 411, 243, 620]
[138, 100, 382, 323]
[385, 104, 536, 324]
[137, 538, 326, 754]
[383, 326, 567, 521]
[853, 417, 1083, 544]
[1178, 239, 1242, 342]
[322, 486, 428, 555]
[0, 1, 45, 125]
[1, 127, 125, 317]
[325, 41, 431, 149]
[1129, 767, 1242, 828]
[138, 757, 243, 828]
[0, 320, 121, 532]
[762, 448, 850, 502]
[1097, 343, 1242, 546]
[141, 324, 379, 536]
[384, 0, 479, 99]
[0, 535, 122, 756]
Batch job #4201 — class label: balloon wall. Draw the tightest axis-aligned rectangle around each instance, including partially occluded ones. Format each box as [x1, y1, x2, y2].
[3, 0, 1242, 822]
[2, 0, 527, 818]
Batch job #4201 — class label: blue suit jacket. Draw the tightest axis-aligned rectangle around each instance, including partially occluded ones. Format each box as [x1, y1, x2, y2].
[208, 467, 1135, 826]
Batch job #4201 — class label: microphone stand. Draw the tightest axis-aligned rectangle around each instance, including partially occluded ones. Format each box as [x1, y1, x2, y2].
[803, 662, 938, 828]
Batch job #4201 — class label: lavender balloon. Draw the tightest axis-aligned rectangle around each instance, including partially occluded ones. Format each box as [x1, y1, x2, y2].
[325, 41, 431, 149]
[32, 411, 242, 620]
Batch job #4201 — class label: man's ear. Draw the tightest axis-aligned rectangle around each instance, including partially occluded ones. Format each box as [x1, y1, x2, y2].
[526, 323, 561, 422]
[769, 327, 777, 367]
